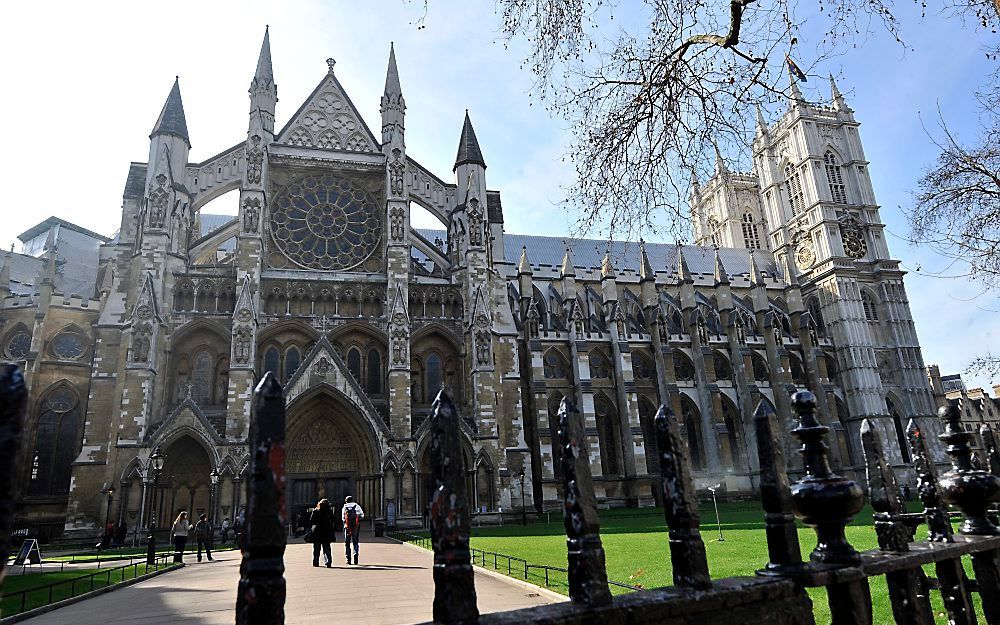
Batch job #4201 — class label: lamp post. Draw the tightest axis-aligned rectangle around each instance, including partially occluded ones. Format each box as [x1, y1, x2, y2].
[708, 484, 724, 542]
[209, 468, 219, 525]
[519, 470, 527, 526]
[103, 486, 115, 548]
[146, 447, 165, 565]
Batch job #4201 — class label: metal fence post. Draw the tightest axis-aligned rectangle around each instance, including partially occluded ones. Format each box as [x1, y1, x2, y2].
[861, 419, 934, 625]
[428, 389, 478, 625]
[0, 365, 27, 589]
[653, 404, 710, 589]
[557, 396, 612, 606]
[235, 373, 287, 625]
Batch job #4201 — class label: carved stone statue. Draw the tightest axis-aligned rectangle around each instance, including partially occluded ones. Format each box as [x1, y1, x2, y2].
[476, 331, 491, 366]
[468, 198, 484, 247]
[243, 198, 261, 233]
[389, 148, 405, 196]
[246, 135, 264, 185]
[234, 327, 252, 364]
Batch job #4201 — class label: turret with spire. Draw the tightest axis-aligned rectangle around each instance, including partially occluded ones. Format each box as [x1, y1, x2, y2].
[452, 110, 488, 256]
[638, 240, 657, 308]
[147, 78, 191, 191]
[600, 250, 618, 318]
[381, 42, 405, 146]
[249, 27, 277, 137]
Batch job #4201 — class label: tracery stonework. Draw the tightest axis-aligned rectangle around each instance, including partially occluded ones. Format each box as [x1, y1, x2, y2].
[287, 419, 358, 473]
[246, 135, 263, 184]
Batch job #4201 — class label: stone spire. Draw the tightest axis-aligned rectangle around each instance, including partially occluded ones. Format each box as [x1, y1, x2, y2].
[714, 146, 728, 176]
[150, 77, 190, 147]
[254, 26, 274, 85]
[676, 245, 692, 283]
[788, 66, 804, 105]
[755, 104, 769, 138]
[830, 74, 849, 112]
[749, 251, 765, 287]
[600, 251, 616, 279]
[781, 253, 799, 288]
[638, 240, 657, 308]
[560, 246, 575, 277]
[714, 249, 729, 285]
[517, 246, 532, 275]
[454, 110, 486, 171]
[384, 42, 401, 97]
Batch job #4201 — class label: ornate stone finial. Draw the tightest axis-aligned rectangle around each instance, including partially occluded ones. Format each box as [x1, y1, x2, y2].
[938, 401, 1000, 535]
[326, 57, 336, 73]
[185, 380, 194, 399]
[860, 419, 909, 552]
[600, 251, 616, 279]
[788, 391, 864, 565]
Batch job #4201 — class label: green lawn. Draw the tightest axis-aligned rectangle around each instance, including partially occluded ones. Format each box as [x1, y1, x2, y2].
[1, 561, 179, 617]
[45, 544, 239, 564]
[409, 503, 983, 625]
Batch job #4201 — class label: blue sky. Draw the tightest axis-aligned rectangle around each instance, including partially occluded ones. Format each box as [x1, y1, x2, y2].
[1, 0, 996, 390]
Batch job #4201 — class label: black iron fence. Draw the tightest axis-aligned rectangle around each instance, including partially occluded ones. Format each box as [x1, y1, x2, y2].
[387, 530, 642, 593]
[1, 552, 176, 618]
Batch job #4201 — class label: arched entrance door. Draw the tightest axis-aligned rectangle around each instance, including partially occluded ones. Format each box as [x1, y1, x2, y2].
[285, 392, 378, 533]
[157, 436, 213, 525]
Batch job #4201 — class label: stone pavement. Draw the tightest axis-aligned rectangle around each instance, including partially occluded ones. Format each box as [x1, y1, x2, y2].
[18, 536, 561, 625]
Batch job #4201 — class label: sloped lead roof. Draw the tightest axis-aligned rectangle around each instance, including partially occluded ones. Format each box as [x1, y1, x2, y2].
[151, 78, 190, 145]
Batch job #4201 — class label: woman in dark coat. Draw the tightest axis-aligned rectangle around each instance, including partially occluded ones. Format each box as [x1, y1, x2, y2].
[308, 498, 337, 567]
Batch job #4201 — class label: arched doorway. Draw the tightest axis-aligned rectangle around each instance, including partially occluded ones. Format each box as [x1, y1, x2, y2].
[285, 391, 379, 532]
[157, 436, 213, 525]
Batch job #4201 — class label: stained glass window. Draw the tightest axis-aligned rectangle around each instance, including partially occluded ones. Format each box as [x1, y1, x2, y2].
[285, 347, 301, 383]
[742, 213, 762, 250]
[28, 386, 79, 497]
[825, 152, 847, 203]
[263, 347, 280, 378]
[367, 350, 382, 394]
[50, 332, 85, 360]
[543, 350, 569, 379]
[193, 351, 213, 404]
[347, 347, 362, 381]
[5, 332, 31, 360]
[426, 353, 443, 398]
[785, 164, 805, 215]
[673, 352, 695, 381]
[589, 351, 612, 379]
[270, 174, 381, 270]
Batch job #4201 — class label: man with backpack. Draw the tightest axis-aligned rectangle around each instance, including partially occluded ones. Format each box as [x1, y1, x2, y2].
[194, 513, 214, 562]
[342, 495, 365, 565]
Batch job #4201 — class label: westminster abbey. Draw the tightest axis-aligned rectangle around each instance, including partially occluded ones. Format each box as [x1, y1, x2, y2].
[0, 30, 941, 534]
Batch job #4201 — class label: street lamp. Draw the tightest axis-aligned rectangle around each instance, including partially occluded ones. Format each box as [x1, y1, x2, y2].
[146, 447, 165, 565]
[209, 468, 219, 525]
[103, 486, 115, 548]
[518, 470, 527, 527]
[707, 483, 724, 542]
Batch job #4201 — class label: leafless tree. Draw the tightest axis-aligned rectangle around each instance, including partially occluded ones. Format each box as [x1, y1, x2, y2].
[492, 0, 998, 241]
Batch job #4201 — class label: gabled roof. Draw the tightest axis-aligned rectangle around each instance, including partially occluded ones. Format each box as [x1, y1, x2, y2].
[18, 217, 111, 244]
[275, 64, 379, 152]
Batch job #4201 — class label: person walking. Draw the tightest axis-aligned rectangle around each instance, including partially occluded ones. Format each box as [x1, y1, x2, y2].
[308, 499, 337, 568]
[171, 511, 192, 563]
[220, 518, 230, 544]
[342, 495, 365, 565]
[194, 514, 214, 562]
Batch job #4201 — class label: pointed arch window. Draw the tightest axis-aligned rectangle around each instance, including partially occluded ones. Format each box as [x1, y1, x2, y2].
[426, 352, 443, 399]
[589, 351, 612, 379]
[680, 398, 704, 471]
[543, 350, 569, 379]
[263, 346, 280, 379]
[825, 152, 847, 204]
[713, 352, 733, 381]
[633, 353, 655, 380]
[366, 349, 382, 394]
[672, 351, 695, 382]
[284, 346, 301, 383]
[741, 212, 762, 250]
[192, 350, 213, 405]
[861, 290, 880, 322]
[785, 164, 805, 215]
[808, 297, 825, 336]
[594, 396, 621, 475]
[347, 347, 362, 381]
[4, 330, 31, 360]
[28, 385, 80, 497]
[707, 216, 722, 248]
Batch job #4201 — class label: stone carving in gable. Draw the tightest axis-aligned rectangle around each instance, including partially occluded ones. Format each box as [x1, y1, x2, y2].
[389, 207, 405, 242]
[279, 78, 377, 152]
[131, 323, 151, 363]
[389, 148, 405, 196]
[147, 174, 169, 230]
[234, 327, 252, 365]
[468, 198, 484, 247]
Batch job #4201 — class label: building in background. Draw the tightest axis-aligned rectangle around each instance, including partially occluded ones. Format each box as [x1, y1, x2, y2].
[0, 33, 941, 535]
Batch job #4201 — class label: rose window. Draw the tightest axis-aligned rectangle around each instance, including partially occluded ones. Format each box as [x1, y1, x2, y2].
[270, 174, 381, 270]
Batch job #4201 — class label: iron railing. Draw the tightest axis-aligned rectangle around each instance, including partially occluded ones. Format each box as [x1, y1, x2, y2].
[1, 552, 177, 617]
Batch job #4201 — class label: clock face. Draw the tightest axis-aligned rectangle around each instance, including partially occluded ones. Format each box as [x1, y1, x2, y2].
[795, 241, 815, 271]
[841, 226, 868, 259]
[50, 333, 86, 360]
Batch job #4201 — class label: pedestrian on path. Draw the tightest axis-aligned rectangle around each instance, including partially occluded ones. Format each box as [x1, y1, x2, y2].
[221, 518, 230, 543]
[342, 495, 365, 565]
[171, 511, 192, 563]
[195, 514, 214, 562]
[308, 498, 337, 568]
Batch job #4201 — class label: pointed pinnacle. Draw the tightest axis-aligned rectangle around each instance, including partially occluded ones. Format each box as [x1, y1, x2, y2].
[0, 256, 10, 293]
[601, 251, 616, 279]
[560, 246, 575, 277]
[782, 253, 799, 287]
[755, 104, 769, 135]
[254, 27, 273, 84]
[517, 245, 532, 275]
[151, 77, 190, 146]
[749, 252, 765, 287]
[789, 67, 804, 102]
[454, 110, 486, 171]
[676, 245, 692, 281]
[639, 240, 655, 282]
[384, 42, 402, 96]
[714, 146, 728, 175]
[714, 249, 729, 285]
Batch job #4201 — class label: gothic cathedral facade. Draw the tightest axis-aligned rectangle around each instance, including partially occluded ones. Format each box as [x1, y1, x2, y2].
[0, 33, 940, 534]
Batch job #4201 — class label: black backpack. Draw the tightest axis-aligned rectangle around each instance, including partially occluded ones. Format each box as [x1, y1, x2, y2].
[346, 505, 358, 534]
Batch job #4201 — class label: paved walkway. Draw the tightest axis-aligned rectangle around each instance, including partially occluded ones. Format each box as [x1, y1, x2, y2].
[19, 537, 561, 625]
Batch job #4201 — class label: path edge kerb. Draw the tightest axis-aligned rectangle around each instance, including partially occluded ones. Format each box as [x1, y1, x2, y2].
[392, 538, 567, 603]
[0, 563, 184, 624]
